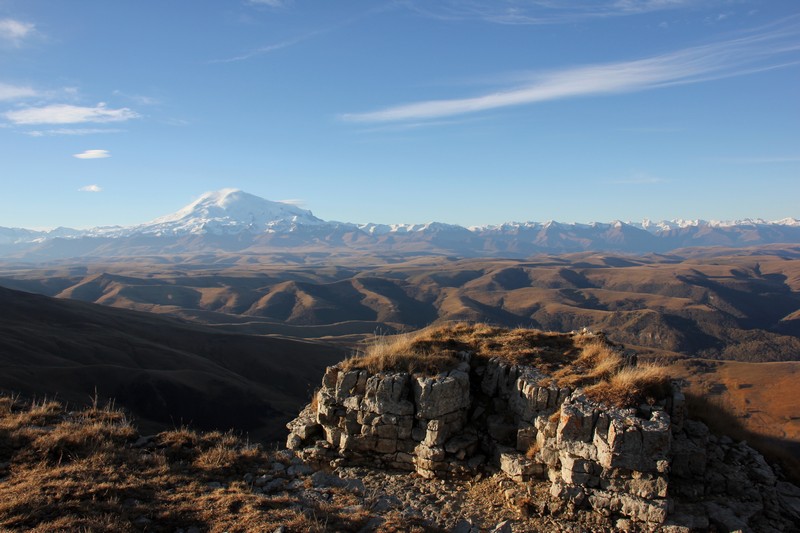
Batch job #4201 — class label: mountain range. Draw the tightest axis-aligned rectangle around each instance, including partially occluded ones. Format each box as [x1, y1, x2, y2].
[2, 188, 799, 260]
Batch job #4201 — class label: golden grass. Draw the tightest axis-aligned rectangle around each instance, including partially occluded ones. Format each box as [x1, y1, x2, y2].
[342, 323, 671, 408]
[525, 442, 540, 461]
[343, 322, 582, 375]
[0, 394, 374, 532]
[583, 364, 672, 408]
[550, 340, 624, 388]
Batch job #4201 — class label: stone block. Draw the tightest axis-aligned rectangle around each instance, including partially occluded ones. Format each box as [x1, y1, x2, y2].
[375, 438, 397, 454]
[323, 426, 343, 448]
[335, 371, 361, 401]
[363, 373, 414, 416]
[500, 451, 543, 481]
[557, 398, 596, 444]
[413, 370, 470, 419]
[321, 366, 339, 390]
[415, 444, 446, 461]
[445, 432, 479, 455]
[374, 424, 398, 439]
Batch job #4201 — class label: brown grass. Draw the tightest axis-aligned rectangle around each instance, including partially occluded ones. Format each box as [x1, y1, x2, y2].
[525, 442, 540, 460]
[583, 364, 672, 408]
[550, 340, 624, 388]
[0, 394, 374, 532]
[343, 323, 671, 408]
[343, 322, 584, 375]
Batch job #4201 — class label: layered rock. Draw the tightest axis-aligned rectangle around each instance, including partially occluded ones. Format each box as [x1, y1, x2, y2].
[287, 336, 798, 529]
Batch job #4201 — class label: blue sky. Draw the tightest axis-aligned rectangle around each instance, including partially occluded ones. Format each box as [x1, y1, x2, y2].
[1, 0, 798, 229]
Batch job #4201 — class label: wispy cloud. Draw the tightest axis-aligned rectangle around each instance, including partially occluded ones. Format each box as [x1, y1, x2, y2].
[4, 103, 139, 125]
[341, 18, 800, 123]
[278, 198, 305, 206]
[210, 33, 316, 63]
[78, 184, 103, 192]
[0, 82, 39, 101]
[403, 0, 701, 25]
[74, 149, 111, 159]
[25, 127, 125, 137]
[0, 18, 35, 45]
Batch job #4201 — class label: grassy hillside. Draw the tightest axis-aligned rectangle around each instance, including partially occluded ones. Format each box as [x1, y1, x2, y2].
[0, 286, 345, 441]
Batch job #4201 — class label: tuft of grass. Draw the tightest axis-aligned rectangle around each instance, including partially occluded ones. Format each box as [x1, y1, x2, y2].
[525, 442, 540, 461]
[551, 340, 624, 389]
[583, 364, 671, 408]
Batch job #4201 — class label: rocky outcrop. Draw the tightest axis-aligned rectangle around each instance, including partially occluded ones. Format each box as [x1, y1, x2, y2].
[287, 343, 800, 531]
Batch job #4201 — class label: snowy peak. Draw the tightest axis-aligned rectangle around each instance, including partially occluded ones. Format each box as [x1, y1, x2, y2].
[140, 189, 325, 236]
[1, 189, 799, 260]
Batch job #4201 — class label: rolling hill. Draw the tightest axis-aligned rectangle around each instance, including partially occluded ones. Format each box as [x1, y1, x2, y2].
[4, 246, 799, 362]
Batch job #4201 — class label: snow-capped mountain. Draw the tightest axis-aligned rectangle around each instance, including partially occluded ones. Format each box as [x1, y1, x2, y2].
[131, 188, 325, 236]
[1, 189, 799, 260]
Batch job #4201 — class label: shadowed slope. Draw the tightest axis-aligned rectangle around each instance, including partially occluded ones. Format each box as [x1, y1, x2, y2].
[0, 286, 346, 441]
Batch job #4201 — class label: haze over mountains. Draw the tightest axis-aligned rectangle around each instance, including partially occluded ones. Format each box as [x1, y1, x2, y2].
[1, 189, 799, 260]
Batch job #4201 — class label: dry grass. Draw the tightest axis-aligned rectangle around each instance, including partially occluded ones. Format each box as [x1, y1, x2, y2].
[343, 322, 583, 375]
[0, 394, 374, 532]
[550, 340, 624, 388]
[583, 364, 672, 408]
[342, 323, 671, 408]
[525, 442, 540, 461]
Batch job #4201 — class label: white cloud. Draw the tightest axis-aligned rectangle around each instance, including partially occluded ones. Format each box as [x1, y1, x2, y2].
[74, 149, 111, 159]
[404, 0, 700, 25]
[78, 184, 102, 192]
[0, 82, 38, 101]
[0, 18, 34, 45]
[25, 127, 125, 137]
[278, 198, 306, 206]
[342, 19, 800, 123]
[4, 103, 139, 125]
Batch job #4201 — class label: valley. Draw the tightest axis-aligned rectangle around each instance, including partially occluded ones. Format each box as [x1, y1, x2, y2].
[3, 245, 799, 361]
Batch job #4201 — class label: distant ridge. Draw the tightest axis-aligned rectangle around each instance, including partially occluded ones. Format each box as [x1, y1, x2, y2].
[1, 189, 799, 260]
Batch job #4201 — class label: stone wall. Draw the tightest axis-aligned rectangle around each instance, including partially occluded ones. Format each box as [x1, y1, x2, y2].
[286, 347, 796, 529]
